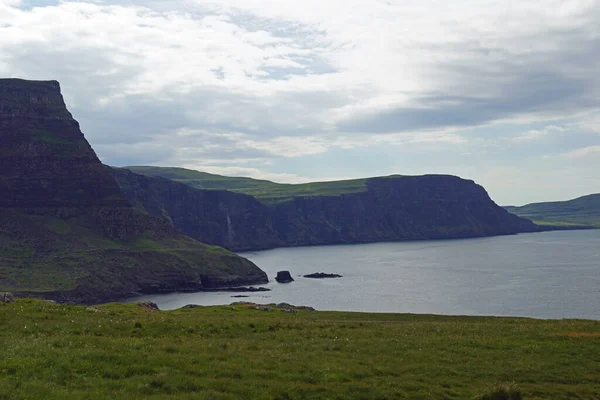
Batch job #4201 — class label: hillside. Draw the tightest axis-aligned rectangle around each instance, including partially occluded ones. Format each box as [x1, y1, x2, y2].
[0, 79, 267, 303]
[1, 300, 599, 399]
[505, 194, 600, 228]
[125, 166, 371, 205]
[115, 168, 538, 251]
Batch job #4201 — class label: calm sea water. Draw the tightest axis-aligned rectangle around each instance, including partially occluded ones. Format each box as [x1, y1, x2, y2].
[133, 230, 600, 319]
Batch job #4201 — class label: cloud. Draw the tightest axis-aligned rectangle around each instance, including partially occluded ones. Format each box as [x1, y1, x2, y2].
[0, 0, 598, 204]
[512, 125, 566, 143]
[179, 164, 314, 184]
[577, 112, 600, 134]
[561, 145, 600, 159]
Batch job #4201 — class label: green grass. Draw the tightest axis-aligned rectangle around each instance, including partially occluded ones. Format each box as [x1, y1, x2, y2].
[123, 166, 401, 205]
[1, 300, 599, 399]
[505, 194, 600, 228]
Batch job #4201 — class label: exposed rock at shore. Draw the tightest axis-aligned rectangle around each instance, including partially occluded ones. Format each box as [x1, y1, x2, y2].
[138, 301, 159, 311]
[181, 304, 201, 309]
[203, 286, 270, 293]
[0, 293, 14, 303]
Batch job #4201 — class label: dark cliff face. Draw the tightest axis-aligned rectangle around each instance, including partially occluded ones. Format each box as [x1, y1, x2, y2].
[115, 169, 538, 252]
[271, 176, 537, 246]
[114, 168, 282, 250]
[0, 79, 128, 210]
[0, 79, 267, 303]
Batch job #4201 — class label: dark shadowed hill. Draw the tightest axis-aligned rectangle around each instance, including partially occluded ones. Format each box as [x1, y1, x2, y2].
[505, 194, 600, 228]
[0, 79, 267, 303]
[115, 167, 539, 251]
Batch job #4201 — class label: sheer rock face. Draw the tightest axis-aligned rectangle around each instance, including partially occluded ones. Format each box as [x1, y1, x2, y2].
[0, 79, 128, 211]
[115, 169, 539, 252]
[114, 168, 282, 250]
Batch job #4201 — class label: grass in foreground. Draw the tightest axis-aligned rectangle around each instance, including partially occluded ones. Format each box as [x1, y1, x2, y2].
[1, 300, 599, 399]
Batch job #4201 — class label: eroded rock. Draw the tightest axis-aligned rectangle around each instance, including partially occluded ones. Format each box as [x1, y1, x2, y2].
[275, 271, 294, 283]
[0, 293, 14, 303]
[303, 272, 343, 279]
[138, 301, 159, 311]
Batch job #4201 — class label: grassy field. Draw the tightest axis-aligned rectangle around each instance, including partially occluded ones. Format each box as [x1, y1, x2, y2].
[505, 194, 600, 228]
[1, 300, 599, 399]
[124, 166, 391, 205]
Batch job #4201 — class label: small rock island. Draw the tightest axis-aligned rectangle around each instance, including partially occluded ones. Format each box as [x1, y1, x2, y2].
[275, 271, 294, 283]
[303, 273, 343, 279]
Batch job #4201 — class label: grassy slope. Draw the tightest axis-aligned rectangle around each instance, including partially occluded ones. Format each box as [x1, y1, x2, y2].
[0, 212, 255, 297]
[124, 166, 390, 205]
[505, 194, 600, 228]
[1, 300, 599, 400]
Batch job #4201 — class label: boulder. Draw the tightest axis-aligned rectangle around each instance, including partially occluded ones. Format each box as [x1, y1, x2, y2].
[138, 301, 159, 311]
[275, 271, 294, 283]
[180, 304, 200, 309]
[0, 293, 14, 303]
[276, 302, 294, 309]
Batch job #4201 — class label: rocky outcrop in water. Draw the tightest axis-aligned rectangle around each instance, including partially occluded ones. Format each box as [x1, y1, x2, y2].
[303, 273, 343, 279]
[275, 271, 294, 283]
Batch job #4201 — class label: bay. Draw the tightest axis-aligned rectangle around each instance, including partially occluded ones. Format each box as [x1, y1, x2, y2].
[132, 230, 600, 319]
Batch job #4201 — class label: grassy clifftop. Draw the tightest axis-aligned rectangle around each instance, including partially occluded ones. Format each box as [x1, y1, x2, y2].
[505, 194, 600, 228]
[124, 166, 379, 205]
[1, 300, 599, 399]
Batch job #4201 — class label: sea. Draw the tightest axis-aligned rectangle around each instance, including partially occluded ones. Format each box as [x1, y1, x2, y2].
[131, 230, 600, 320]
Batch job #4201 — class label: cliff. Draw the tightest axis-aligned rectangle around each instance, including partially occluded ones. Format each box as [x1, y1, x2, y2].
[114, 168, 281, 251]
[115, 168, 538, 251]
[0, 79, 267, 303]
[505, 194, 600, 228]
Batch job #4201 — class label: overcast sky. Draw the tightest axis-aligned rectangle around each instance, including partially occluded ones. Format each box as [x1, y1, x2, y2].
[1, 0, 599, 205]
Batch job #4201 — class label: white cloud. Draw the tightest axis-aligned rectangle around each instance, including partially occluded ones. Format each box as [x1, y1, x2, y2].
[577, 112, 600, 134]
[0, 0, 598, 204]
[562, 145, 600, 158]
[180, 164, 313, 184]
[512, 125, 566, 142]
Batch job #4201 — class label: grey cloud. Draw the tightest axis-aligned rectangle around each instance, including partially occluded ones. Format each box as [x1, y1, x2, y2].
[340, 70, 592, 133]
[339, 26, 600, 134]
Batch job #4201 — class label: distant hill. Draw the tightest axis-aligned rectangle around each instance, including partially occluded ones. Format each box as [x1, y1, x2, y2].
[505, 194, 600, 228]
[125, 166, 374, 205]
[116, 167, 539, 252]
[0, 79, 267, 303]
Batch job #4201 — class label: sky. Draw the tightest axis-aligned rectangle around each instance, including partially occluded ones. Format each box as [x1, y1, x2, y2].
[1, 0, 599, 205]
